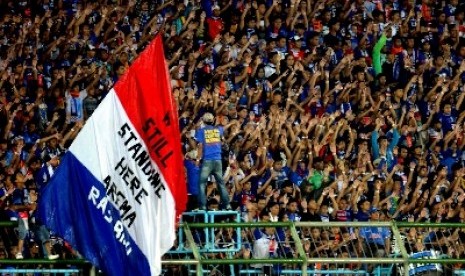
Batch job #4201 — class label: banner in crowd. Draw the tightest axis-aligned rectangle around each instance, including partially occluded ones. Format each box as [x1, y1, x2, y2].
[408, 250, 443, 276]
[38, 35, 187, 276]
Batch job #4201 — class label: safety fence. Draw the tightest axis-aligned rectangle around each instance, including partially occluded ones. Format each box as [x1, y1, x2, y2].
[0, 221, 92, 275]
[0, 218, 465, 275]
[0, 259, 93, 275]
[162, 212, 465, 276]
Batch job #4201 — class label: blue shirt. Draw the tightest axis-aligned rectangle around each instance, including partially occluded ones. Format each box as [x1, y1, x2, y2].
[441, 149, 462, 175]
[371, 129, 400, 170]
[35, 164, 54, 193]
[5, 150, 28, 167]
[259, 167, 292, 190]
[184, 160, 200, 196]
[359, 226, 391, 246]
[195, 125, 224, 160]
[290, 168, 309, 187]
[409, 251, 443, 276]
[22, 132, 40, 145]
[438, 111, 457, 134]
[356, 210, 370, 222]
[287, 212, 302, 222]
[11, 188, 28, 218]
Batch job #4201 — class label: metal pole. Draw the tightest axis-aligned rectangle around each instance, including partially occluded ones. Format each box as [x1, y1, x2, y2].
[161, 260, 200, 265]
[185, 221, 293, 228]
[395, 222, 465, 228]
[200, 258, 304, 265]
[307, 258, 405, 264]
[199, 257, 403, 265]
[407, 259, 465, 264]
[391, 222, 410, 276]
[0, 222, 17, 226]
[295, 221, 393, 227]
[184, 224, 203, 276]
[0, 259, 87, 265]
[289, 224, 307, 276]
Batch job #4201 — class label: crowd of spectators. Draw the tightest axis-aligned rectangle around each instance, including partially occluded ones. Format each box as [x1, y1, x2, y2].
[0, 0, 465, 272]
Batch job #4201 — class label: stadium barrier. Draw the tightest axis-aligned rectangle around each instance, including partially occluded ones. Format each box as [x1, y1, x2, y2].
[0, 220, 465, 275]
[163, 220, 465, 276]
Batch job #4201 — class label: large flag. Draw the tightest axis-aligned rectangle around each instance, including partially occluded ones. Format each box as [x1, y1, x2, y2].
[38, 35, 187, 276]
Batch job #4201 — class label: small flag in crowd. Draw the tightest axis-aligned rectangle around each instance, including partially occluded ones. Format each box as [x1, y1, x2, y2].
[38, 35, 187, 276]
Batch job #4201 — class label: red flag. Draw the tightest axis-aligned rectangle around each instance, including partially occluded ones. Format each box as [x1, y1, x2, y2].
[115, 35, 187, 218]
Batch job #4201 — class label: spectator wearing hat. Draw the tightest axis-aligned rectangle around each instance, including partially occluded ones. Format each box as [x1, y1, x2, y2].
[202, 0, 224, 41]
[195, 112, 231, 210]
[289, 36, 305, 60]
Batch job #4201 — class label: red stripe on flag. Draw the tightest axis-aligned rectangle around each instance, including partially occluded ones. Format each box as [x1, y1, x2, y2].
[113, 35, 186, 218]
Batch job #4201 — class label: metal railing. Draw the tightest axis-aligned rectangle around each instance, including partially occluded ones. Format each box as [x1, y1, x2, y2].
[1, 220, 465, 275]
[162, 220, 465, 276]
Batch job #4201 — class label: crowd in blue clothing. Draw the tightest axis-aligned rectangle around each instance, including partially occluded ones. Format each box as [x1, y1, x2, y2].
[0, 0, 464, 272]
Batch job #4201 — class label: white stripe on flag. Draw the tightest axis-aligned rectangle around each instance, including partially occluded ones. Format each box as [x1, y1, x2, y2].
[70, 89, 176, 276]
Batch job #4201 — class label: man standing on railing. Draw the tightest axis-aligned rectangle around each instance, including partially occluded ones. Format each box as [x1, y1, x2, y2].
[195, 113, 232, 211]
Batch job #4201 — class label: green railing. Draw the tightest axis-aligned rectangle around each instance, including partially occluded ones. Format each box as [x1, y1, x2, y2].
[166, 221, 465, 276]
[1, 220, 465, 275]
[181, 221, 307, 276]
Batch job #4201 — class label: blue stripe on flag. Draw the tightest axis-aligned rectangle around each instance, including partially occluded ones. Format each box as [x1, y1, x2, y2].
[38, 153, 151, 276]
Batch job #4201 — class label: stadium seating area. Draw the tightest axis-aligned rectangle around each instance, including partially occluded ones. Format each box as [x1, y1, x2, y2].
[1, 0, 465, 274]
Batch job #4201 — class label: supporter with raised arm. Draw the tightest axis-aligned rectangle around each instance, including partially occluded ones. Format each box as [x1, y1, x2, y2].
[1, 0, 465, 269]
